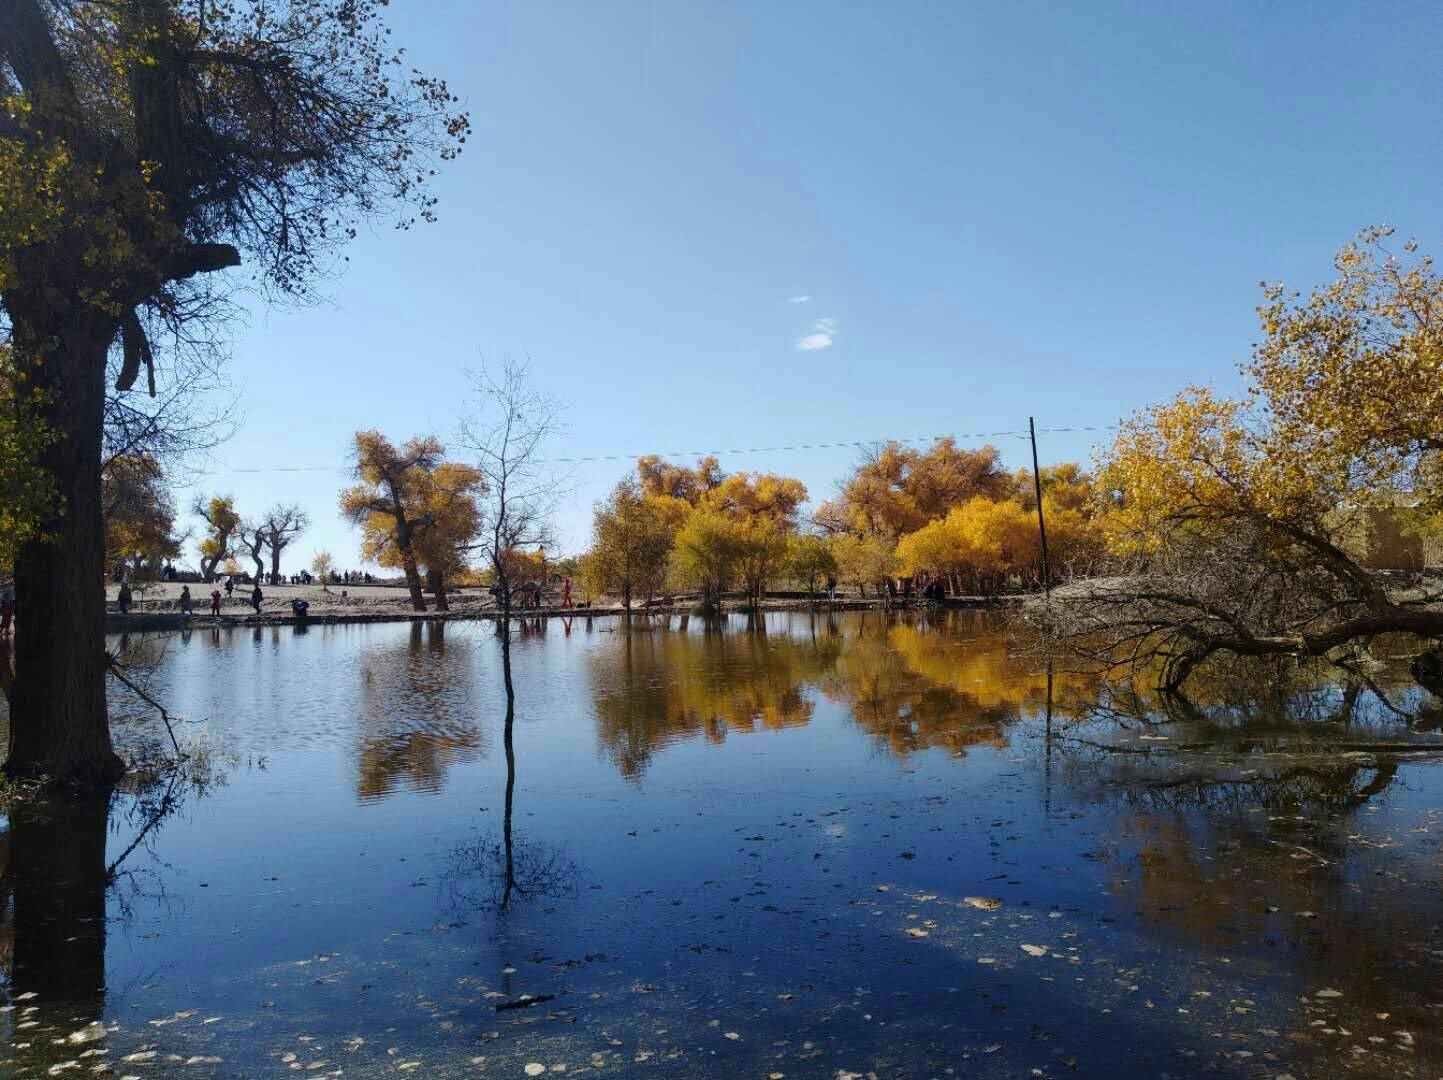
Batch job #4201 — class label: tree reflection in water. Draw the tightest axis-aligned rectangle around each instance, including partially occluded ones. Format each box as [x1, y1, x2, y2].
[0, 759, 221, 1065]
[585, 610, 1111, 776]
[445, 633, 578, 913]
[355, 622, 485, 802]
[589, 615, 842, 780]
[819, 613, 1094, 757]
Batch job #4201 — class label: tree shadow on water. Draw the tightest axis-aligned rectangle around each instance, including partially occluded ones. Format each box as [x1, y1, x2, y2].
[442, 686, 579, 914]
[0, 758, 222, 1069]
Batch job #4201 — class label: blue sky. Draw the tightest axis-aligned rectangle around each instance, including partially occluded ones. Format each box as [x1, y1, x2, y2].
[180, 0, 1443, 572]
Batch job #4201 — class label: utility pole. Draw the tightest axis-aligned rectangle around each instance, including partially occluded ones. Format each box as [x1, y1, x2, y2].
[1029, 417, 1051, 599]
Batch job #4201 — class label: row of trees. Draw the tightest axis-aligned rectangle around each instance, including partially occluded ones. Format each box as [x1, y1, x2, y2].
[582, 458, 813, 610]
[189, 496, 310, 585]
[97, 455, 311, 588]
[579, 445, 1105, 609]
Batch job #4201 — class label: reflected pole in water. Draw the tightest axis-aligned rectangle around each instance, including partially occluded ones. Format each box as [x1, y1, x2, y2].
[1044, 660, 1054, 815]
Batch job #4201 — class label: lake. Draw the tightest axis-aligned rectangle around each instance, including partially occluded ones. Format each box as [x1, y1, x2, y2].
[2, 610, 1441, 1078]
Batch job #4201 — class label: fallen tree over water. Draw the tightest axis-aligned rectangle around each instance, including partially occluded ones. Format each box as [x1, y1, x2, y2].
[1037, 228, 1443, 695]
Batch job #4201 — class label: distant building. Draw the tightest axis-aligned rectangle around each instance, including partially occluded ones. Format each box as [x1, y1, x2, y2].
[1335, 498, 1443, 570]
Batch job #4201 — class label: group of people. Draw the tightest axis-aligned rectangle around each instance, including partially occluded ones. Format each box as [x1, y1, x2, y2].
[114, 579, 265, 618]
[488, 576, 575, 610]
[151, 565, 377, 587]
[191, 581, 264, 617]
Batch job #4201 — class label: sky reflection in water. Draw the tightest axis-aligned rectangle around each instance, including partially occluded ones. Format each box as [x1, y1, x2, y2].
[1, 611, 1440, 1078]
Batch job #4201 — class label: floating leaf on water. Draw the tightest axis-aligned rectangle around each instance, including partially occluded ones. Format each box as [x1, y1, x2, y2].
[65, 1023, 107, 1045]
[1020, 944, 1047, 957]
[905, 928, 928, 938]
[963, 897, 1002, 911]
[1315, 988, 1343, 999]
[525, 1065, 546, 1077]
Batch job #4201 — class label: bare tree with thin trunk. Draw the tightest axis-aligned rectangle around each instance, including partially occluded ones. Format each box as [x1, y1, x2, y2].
[458, 360, 563, 910]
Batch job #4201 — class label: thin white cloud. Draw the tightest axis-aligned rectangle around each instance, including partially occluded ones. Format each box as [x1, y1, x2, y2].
[796, 317, 837, 351]
[787, 295, 813, 304]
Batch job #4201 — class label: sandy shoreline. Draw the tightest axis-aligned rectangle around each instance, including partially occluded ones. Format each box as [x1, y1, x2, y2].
[99, 580, 1013, 630]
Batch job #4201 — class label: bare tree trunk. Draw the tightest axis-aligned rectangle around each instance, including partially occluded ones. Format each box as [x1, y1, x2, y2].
[270, 544, 284, 586]
[7, 323, 124, 785]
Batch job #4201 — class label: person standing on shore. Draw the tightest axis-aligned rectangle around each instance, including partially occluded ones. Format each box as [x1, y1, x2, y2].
[180, 585, 193, 617]
[0, 584, 13, 637]
[225, 576, 235, 598]
[118, 581, 132, 615]
[562, 577, 572, 608]
[250, 583, 263, 615]
[210, 588, 222, 616]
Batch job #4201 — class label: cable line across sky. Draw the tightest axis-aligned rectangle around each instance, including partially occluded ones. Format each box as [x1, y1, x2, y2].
[216, 424, 1121, 475]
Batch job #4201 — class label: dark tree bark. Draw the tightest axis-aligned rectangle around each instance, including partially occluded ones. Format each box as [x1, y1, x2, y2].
[400, 549, 427, 612]
[243, 527, 266, 584]
[8, 314, 124, 785]
[427, 567, 449, 612]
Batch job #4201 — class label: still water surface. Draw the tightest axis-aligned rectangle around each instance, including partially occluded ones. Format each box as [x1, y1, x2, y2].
[3, 611, 1442, 1078]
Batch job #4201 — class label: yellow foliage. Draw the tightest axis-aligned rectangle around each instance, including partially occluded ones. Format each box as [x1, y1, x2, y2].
[669, 509, 745, 605]
[699, 471, 808, 527]
[894, 497, 1038, 585]
[1094, 228, 1443, 583]
[827, 533, 897, 594]
[584, 479, 689, 606]
[197, 496, 240, 560]
[340, 431, 482, 587]
[819, 438, 1015, 538]
[103, 454, 179, 570]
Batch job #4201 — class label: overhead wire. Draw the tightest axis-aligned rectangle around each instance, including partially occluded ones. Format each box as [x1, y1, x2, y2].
[216, 425, 1119, 475]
